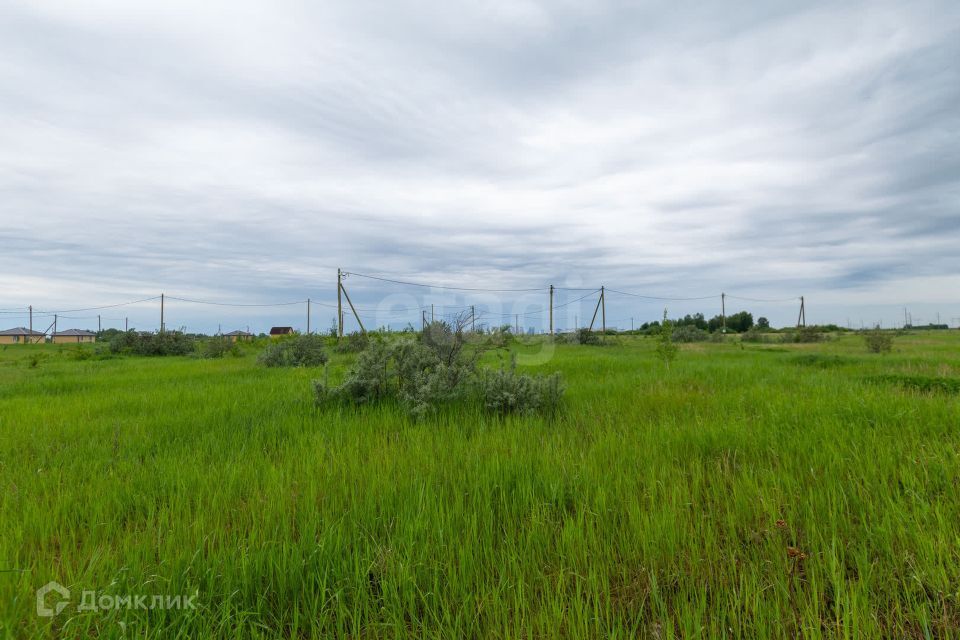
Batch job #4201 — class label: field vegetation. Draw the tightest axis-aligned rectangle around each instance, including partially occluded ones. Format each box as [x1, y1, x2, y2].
[1, 330, 958, 638]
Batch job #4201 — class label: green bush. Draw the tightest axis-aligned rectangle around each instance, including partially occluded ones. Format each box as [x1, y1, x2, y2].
[110, 331, 195, 356]
[315, 319, 565, 419]
[475, 359, 564, 417]
[864, 329, 893, 354]
[671, 325, 708, 343]
[200, 338, 241, 359]
[780, 327, 826, 344]
[334, 332, 369, 354]
[740, 327, 768, 343]
[258, 334, 328, 367]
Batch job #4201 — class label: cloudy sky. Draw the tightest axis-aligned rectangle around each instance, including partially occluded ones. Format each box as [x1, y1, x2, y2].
[1, 0, 957, 332]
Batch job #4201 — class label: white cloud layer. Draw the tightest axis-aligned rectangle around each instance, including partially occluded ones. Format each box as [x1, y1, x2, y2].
[1, 0, 958, 331]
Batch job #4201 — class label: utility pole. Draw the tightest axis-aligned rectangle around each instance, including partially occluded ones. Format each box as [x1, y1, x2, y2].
[904, 307, 909, 328]
[337, 269, 343, 339]
[98, 315, 101, 333]
[431, 304, 435, 323]
[125, 317, 128, 332]
[721, 292, 726, 333]
[29, 305, 32, 336]
[53, 314, 57, 339]
[796, 296, 805, 328]
[515, 314, 519, 334]
[549, 285, 554, 335]
[306, 298, 311, 335]
[471, 305, 475, 332]
[601, 286, 606, 335]
[631, 317, 634, 331]
[160, 293, 165, 333]
[422, 310, 427, 331]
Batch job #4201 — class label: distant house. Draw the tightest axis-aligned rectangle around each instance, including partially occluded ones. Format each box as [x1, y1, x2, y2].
[269, 326, 294, 338]
[0, 327, 46, 344]
[223, 330, 254, 342]
[52, 329, 97, 344]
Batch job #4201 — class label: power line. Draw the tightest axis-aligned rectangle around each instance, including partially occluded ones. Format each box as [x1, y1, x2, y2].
[166, 295, 305, 307]
[605, 288, 719, 301]
[554, 289, 602, 309]
[34, 295, 162, 314]
[725, 294, 800, 303]
[343, 271, 545, 292]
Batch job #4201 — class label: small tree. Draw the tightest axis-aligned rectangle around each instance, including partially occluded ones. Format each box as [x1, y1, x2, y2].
[655, 309, 679, 367]
[864, 328, 893, 354]
[757, 317, 770, 330]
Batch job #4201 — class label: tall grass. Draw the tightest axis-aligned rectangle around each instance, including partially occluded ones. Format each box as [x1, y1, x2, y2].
[0, 334, 958, 638]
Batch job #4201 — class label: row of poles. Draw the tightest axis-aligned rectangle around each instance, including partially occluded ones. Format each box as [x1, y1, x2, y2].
[334, 270, 807, 340]
[22, 305, 126, 340]
[12, 274, 807, 339]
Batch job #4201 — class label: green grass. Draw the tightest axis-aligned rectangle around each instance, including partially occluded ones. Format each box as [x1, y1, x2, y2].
[1, 333, 959, 638]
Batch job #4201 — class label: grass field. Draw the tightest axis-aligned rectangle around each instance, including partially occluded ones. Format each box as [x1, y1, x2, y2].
[1, 332, 958, 638]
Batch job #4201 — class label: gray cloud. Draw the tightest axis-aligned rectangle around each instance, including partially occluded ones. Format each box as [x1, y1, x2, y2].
[1, 0, 958, 332]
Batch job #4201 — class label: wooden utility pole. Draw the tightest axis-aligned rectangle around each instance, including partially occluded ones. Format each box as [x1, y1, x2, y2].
[53, 314, 57, 338]
[160, 293, 165, 333]
[601, 286, 606, 335]
[797, 296, 806, 328]
[588, 290, 602, 332]
[339, 281, 366, 334]
[98, 315, 101, 333]
[422, 310, 427, 331]
[515, 314, 519, 334]
[29, 305, 32, 336]
[431, 304, 435, 323]
[904, 307, 909, 328]
[337, 269, 343, 339]
[471, 305, 475, 332]
[306, 298, 311, 335]
[721, 292, 726, 333]
[549, 285, 554, 335]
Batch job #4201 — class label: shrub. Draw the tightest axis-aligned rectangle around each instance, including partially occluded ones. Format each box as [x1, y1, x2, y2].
[740, 327, 768, 343]
[110, 331, 195, 356]
[201, 338, 240, 359]
[864, 328, 893, 354]
[780, 327, 826, 344]
[258, 334, 329, 367]
[476, 358, 564, 417]
[315, 316, 565, 419]
[671, 325, 708, 343]
[334, 332, 369, 354]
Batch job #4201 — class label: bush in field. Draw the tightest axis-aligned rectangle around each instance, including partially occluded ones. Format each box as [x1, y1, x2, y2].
[316, 319, 479, 417]
[476, 358, 564, 417]
[110, 331, 195, 356]
[671, 325, 708, 343]
[780, 327, 826, 344]
[864, 328, 893, 354]
[258, 334, 328, 367]
[655, 309, 679, 367]
[314, 315, 565, 418]
[740, 327, 768, 343]
[200, 338, 241, 359]
[334, 332, 369, 354]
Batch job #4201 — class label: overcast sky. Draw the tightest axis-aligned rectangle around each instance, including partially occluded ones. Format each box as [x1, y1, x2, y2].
[1, 0, 957, 332]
